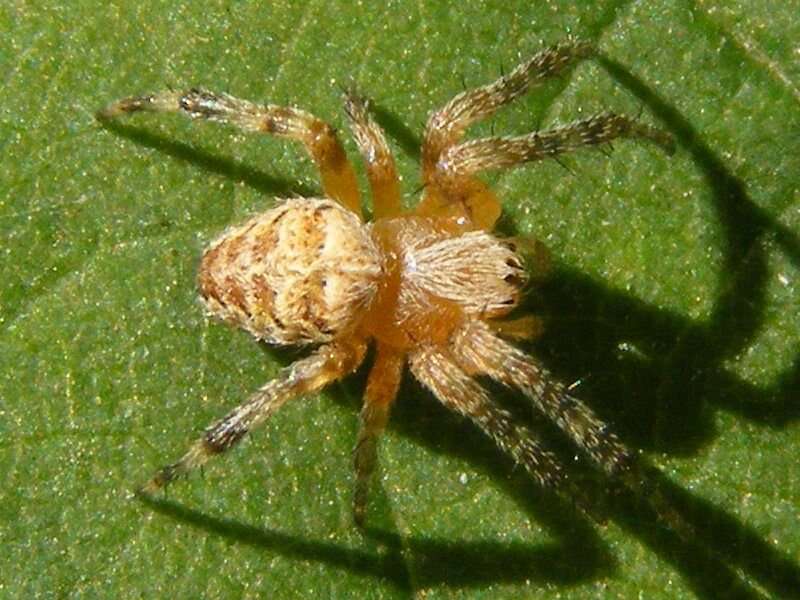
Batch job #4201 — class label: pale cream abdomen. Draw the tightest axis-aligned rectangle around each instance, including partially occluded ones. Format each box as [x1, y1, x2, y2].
[199, 198, 383, 344]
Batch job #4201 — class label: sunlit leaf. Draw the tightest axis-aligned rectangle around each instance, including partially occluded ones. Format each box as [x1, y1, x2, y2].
[2, 2, 798, 598]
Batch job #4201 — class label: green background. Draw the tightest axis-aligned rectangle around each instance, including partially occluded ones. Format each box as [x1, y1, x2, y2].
[2, 1, 798, 598]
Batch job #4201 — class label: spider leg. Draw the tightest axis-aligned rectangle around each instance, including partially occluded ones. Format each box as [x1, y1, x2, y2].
[139, 340, 367, 494]
[414, 177, 504, 233]
[416, 40, 594, 230]
[439, 112, 675, 179]
[418, 111, 672, 231]
[450, 320, 633, 476]
[353, 344, 404, 526]
[98, 89, 362, 217]
[343, 89, 403, 219]
[451, 321, 698, 540]
[408, 345, 565, 491]
[421, 40, 594, 177]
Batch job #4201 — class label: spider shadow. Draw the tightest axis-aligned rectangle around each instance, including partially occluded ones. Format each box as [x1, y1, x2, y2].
[97, 117, 316, 198]
[498, 57, 800, 598]
[257, 90, 800, 599]
[370, 102, 422, 161]
[113, 65, 800, 597]
[137, 489, 610, 593]
[358, 57, 800, 597]
[252, 344, 619, 590]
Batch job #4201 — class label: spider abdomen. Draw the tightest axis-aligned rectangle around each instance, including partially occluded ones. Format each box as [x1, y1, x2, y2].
[198, 197, 383, 344]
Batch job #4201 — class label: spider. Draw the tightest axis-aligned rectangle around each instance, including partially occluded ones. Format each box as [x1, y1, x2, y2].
[100, 40, 675, 526]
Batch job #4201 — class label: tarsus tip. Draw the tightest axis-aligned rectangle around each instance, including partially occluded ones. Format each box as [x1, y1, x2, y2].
[95, 96, 150, 121]
[95, 106, 117, 122]
[136, 478, 162, 496]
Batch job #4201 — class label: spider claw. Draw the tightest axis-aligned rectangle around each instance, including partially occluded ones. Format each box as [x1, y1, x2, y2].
[633, 123, 676, 155]
[96, 95, 152, 120]
[136, 478, 162, 497]
[338, 78, 361, 101]
[342, 88, 369, 120]
[137, 463, 180, 496]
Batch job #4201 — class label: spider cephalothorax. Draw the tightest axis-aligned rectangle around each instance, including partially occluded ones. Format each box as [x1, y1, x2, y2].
[101, 40, 675, 526]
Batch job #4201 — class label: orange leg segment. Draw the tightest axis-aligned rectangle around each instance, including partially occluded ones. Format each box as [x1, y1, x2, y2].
[414, 178, 502, 232]
[98, 88, 363, 217]
[343, 90, 403, 219]
[353, 344, 404, 525]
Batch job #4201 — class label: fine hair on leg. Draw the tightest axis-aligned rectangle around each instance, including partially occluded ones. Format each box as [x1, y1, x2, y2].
[450, 320, 634, 476]
[343, 89, 403, 219]
[98, 88, 363, 216]
[408, 345, 565, 490]
[140, 341, 366, 493]
[438, 112, 675, 179]
[422, 39, 595, 176]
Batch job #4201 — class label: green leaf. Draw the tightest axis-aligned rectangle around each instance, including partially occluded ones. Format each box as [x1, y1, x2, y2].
[2, 2, 798, 598]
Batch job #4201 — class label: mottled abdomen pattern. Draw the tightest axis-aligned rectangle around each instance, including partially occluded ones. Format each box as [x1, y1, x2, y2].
[199, 198, 383, 344]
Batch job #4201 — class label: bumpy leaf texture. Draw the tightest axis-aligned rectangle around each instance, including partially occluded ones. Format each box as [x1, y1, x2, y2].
[1, 2, 798, 598]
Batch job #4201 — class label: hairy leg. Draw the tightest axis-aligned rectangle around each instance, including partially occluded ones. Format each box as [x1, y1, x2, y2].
[343, 90, 403, 219]
[421, 39, 594, 177]
[98, 89, 362, 216]
[450, 320, 633, 476]
[418, 112, 672, 231]
[416, 40, 594, 230]
[452, 320, 696, 539]
[139, 340, 367, 493]
[353, 344, 404, 526]
[408, 345, 565, 490]
[439, 112, 674, 178]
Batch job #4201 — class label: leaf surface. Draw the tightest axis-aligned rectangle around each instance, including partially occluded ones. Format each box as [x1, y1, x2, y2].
[1, 2, 798, 598]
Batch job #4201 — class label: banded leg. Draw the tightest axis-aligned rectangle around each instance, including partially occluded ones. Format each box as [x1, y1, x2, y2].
[439, 112, 675, 179]
[409, 345, 565, 491]
[343, 90, 403, 219]
[420, 112, 673, 231]
[451, 321, 633, 476]
[421, 39, 594, 177]
[98, 89, 362, 216]
[452, 321, 697, 539]
[416, 40, 594, 230]
[139, 340, 367, 493]
[353, 345, 404, 526]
